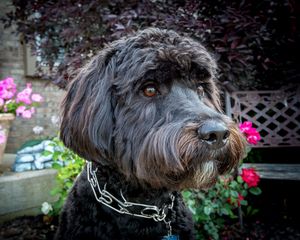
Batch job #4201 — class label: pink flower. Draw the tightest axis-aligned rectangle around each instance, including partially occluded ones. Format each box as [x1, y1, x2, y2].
[16, 83, 33, 105]
[0, 77, 17, 100]
[240, 168, 260, 188]
[31, 93, 43, 102]
[15, 106, 35, 119]
[239, 121, 253, 134]
[246, 128, 261, 145]
[0, 90, 14, 100]
[16, 105, 26, 116]
[3, 77, 15, 86]
[0, 77, 43, 119]
[22, 110, 33, 119]
[239, 121, 261, 145]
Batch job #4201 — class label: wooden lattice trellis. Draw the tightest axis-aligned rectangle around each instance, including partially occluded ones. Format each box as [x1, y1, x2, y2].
[225, 84, 300, 148]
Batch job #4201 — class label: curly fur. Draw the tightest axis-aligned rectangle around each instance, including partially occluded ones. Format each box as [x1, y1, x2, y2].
[55, 28, 246, 240]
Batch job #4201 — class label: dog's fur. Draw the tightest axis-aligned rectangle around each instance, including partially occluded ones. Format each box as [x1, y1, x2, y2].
[55, 28, 246, 240]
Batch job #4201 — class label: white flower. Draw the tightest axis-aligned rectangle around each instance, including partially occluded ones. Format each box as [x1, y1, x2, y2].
[33, 126, 44, 135]
[51, 115, 60, 126]
[41, 202, 53, 215]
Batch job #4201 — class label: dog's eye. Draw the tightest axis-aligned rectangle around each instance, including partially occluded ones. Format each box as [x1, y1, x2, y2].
[143, 84, 159, 97]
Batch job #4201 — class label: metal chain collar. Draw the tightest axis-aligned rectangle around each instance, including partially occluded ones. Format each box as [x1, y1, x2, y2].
[87, 161, 175, 223]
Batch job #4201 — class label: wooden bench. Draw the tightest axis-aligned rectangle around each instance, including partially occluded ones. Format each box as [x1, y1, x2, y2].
[241, 163, 300, 181]
[224, 84, 300, 181]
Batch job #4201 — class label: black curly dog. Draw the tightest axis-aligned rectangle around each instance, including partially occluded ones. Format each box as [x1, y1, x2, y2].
[55, 28, 246, 240]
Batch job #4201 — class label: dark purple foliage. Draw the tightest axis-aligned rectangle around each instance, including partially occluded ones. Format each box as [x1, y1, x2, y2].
[3, 0, 299, 90]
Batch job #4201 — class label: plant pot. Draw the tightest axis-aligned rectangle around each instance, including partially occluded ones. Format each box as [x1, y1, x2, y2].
[0, 113, 15, 164]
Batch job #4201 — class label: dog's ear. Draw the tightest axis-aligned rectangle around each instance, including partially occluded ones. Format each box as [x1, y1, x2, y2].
[60, 48, 115, 163]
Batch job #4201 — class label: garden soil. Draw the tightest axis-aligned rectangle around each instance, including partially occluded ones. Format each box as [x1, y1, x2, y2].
[0, 214, 300, 240]
[1, 179, 300, 239]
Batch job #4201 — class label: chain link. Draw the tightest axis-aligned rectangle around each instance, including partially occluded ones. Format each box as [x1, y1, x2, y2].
[87, 162, 175, 222]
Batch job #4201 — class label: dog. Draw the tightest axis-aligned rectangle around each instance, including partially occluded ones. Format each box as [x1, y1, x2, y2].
[55, 28, 246, 240]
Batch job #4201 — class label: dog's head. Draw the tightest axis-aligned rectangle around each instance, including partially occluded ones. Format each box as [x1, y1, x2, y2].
[60, 28, 246, 189]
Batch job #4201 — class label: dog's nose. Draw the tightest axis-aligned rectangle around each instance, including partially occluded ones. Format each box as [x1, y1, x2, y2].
[198, 120, 230, 148]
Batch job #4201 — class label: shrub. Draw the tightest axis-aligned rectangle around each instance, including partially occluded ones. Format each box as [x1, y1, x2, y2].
[3, 0, 298, 90]
[183, 168, 261, 240]
[42, 136, 85, 215]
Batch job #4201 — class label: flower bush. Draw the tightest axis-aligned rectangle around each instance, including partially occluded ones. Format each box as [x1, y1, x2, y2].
[42, 136, 85, 216]
[0, 76, 43, 145]
[183, 121, 262, 239]
[0, 77, 43, 118]
[0, 77, 43, 145]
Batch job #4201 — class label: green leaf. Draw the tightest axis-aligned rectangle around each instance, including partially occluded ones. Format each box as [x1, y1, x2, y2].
[65, 181, 74, 189]
[53, 199, 64, 211]
[249, 187, 262, 195]
[50, 188, 61, 196]
[224, 190, 230, 198]
[227, 208, 237, 218]
[241, 190, 247, 197]
[237, 176, 243, 184]
[246, 206, 259, 216]
[230, 190, 239, 198]
[251, 208, 259, 215]
[52, 162, 62, 170]
[61, 152, 70, 160]
[204, 206, 212, 215]
[42, 150, 53, 156]
[247, 206, 252, 215]
[229, 181, 238, 188]
[221, 208, 229, 215]
[182, 191, 192, 199]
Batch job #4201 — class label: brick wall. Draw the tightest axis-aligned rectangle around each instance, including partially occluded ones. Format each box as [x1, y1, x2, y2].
[0, 0, 64, 152]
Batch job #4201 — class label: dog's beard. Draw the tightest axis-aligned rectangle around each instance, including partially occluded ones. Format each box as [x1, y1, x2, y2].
[184, 161, 218, 189]
[135, 121, 245, 190]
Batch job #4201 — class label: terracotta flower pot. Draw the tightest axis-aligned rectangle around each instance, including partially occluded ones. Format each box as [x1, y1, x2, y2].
[0, 113, 15, 164]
